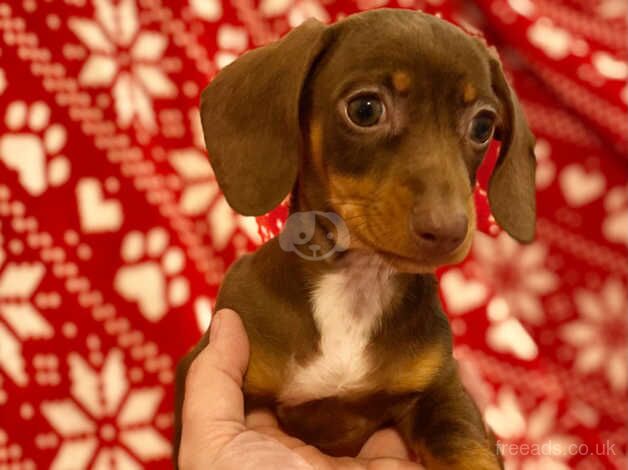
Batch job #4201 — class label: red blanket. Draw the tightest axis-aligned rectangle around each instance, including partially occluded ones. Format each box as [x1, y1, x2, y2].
[0, 0, 625, 468]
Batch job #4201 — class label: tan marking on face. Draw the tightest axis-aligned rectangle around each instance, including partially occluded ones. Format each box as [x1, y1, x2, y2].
[309, 119, 326, 178]
[384, 344, 444, 394]
[327, 169, 476, 273]
[463, 82, 477, 103]
[328, 173, 378, 210]
[328, 172, 397, 249]
[392, 71, 411, 94]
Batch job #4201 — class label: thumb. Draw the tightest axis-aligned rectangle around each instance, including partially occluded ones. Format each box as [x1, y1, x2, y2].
[180, 309, 250, 458]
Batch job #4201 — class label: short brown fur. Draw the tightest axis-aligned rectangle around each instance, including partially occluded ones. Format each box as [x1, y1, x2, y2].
[463, 82, 478, 103]
[175, 9, 537, 470]
[392, 70, 412, 93]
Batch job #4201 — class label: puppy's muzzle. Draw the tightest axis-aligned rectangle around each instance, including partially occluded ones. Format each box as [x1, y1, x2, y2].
[410, 208, 468, 255]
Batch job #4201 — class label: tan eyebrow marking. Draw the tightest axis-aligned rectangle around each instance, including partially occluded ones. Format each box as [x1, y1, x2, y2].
[463, 82, 477, 103]
[392, 71, 411, 94]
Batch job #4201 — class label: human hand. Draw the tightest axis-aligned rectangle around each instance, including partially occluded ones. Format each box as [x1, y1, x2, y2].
[178, 308, 424, 470]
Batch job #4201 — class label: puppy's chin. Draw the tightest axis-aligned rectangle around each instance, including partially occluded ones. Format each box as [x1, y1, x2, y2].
[378, 252, 439, 274]
[347, 230, 473, 274]
[377, 250, 469, 274]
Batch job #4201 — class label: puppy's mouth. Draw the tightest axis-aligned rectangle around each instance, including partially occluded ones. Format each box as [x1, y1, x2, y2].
[348, 228, 456, 273]
[329, 198, 474, 272]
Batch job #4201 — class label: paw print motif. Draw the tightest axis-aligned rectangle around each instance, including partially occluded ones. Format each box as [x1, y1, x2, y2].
[114, 228, 190, 322]
[0, 101, 71, 196]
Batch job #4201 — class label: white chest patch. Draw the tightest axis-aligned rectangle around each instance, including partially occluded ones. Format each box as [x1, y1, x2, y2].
[279, 254, 396, 406]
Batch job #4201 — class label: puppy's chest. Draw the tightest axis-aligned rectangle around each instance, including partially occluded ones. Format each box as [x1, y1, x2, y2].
[279, 258, 395, 405]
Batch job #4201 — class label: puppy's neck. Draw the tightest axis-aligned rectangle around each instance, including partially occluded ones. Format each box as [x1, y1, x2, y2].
[323, 251, 396, 299]
[280, 251, 398, 405]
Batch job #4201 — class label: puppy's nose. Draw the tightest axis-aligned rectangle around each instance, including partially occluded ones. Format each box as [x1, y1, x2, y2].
[411, 209, 468, 254]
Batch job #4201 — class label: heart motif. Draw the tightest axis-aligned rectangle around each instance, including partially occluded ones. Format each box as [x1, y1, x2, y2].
[559, 164, 606, 207]
[440, 270, 489, 315]
[76, 178, 123, 233]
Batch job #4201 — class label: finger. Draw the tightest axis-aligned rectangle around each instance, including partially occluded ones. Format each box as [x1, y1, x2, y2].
[246, 408, 280, 428]
[358, 428, 412, 460]
[182, 308, 250, 429]
[362, 457, 424, 470]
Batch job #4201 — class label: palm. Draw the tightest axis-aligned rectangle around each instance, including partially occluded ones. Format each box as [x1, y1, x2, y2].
[212, 409, 424, 470]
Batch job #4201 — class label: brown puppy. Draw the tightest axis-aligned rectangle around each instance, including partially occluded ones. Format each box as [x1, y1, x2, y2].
[175, 9, 536, 470]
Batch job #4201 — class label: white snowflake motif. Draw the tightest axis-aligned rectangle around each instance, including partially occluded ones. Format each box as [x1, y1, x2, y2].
[485, 388, 578, 470]
[189, 0, 222, 21]
[169, 148, 219, 217]
[169, 149, 261, 250]
[41, 349, 170, 469]
[214, 24, 250, 70]
[69, 0, 176, 131]
[258, 0, 329, 28]
[471, 232, 559, 325]
[559, 278, 627, 392]
[0, 261, 53, 386]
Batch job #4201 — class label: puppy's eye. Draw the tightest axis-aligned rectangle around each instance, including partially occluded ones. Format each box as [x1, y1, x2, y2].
[347, 95, 384, 127]
[469, 113, 496, 145]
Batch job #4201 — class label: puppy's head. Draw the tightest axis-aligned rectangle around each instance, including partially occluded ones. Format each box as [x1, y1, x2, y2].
[201, 9, 536, 272]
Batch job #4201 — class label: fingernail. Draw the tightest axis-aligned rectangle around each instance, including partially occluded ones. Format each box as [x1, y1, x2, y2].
[209, 311, 223, 343]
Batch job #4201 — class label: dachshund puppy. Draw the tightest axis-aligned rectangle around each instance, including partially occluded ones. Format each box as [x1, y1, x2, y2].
[175, 8, 536, 469]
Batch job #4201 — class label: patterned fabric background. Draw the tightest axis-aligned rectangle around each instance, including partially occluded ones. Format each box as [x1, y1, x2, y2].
[0, 0, 626, 469]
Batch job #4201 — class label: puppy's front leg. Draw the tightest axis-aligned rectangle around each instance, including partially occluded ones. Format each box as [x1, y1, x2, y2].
[398, 370, 503, 470]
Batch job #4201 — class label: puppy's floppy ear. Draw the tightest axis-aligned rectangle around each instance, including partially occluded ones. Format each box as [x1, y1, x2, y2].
[200, 19, 329, 216]
[487, 53, 537, 243]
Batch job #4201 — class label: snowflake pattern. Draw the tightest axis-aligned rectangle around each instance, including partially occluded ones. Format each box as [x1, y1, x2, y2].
[486, 388, 578, 470]
[0, 261, 52, 386]
[69, 0, 176, 130]
[470, 232, 560, 325]
[41, 349, 170, 469]
[560, 278, 627, 391]
[169, 148, 261, 250]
